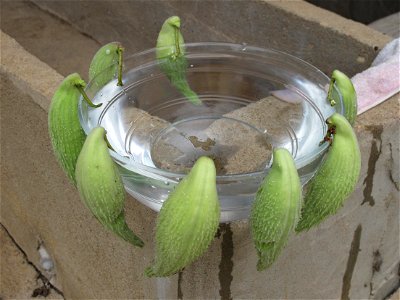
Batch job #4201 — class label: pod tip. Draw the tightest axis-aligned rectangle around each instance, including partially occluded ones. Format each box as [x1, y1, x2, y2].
[166, 16, 181, 28]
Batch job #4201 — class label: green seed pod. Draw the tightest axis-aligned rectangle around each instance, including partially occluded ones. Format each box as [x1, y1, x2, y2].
[48, 73, 87, 185]
[327, 70, 357, 125]
[295, 113, 361, 232]
[250, 148, 302, 271]
[145, 156, 220, 277]
[89, 42, 124, 88]
[75, 127, 143, 247]
[156, 16, 201, 105]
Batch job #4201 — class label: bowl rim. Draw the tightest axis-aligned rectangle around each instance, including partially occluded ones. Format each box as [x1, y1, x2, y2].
[79, 41, 343, 182]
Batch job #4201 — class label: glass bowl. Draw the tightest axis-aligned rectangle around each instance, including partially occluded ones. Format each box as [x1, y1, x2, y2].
[78, 42, 343, 222]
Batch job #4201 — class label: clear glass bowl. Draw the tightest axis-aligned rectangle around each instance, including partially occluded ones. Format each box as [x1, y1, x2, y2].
[78, 42, 343, 222]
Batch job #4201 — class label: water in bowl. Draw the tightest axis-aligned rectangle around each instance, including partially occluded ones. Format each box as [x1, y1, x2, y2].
[86, 85, 324, 176]
[78, 43, 338, 221]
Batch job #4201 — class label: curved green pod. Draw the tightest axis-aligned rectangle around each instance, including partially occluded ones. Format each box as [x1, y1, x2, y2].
[145, 156, 220, 277]
[295, 113, 361, 232]
[250, 148, 302, 271]
[48, 73, 87, 185]
[327, 70, 357, 125]
[89, 42, 124, 88]
[156, 16, 201, 105]
[75, 127, 143, 247]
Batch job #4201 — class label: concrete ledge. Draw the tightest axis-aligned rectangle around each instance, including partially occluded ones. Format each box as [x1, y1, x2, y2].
[34, 0, 391, 76]
[0, 31, 163, 299]
[0, 31, 63, 112]
[1, 4, 399, 298]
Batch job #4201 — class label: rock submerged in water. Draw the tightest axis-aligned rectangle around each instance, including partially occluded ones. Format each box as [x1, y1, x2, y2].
[133, 95, 303, 175]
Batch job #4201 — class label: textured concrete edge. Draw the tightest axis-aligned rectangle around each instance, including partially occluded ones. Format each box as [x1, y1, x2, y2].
[0, 30, 63, 113]
[1, 26, 398, 138]
[1, 27, 399, 298]
[1, 27, 397, 132]
[0, 224, 64, 298]
[355, 93, 400, 130]
[32, 0, 390, 76]
[271, 0, 391, 48]
[36, 0, 391, 51]
[1, 24, 398, 137]
[272, 0, 398, 128]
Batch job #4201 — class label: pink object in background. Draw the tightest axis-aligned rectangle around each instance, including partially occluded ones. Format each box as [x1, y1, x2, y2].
[270, 89, 304, 104]
[352, 38, 400, 115]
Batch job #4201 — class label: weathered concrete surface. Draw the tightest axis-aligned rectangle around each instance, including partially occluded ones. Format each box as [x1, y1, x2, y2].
[1, 224, 40, 299]
[390, 289, 400, 300]
[1, 2, 399, 299]
[369, 12, 400, 38]
[230, 112, 400, 299]
[1, 31, 163, 299]
[0, 72, 159, 299]
[33, 0, 391, 76]
[0, 0, 101, 81]
[0, 225, 63, 299]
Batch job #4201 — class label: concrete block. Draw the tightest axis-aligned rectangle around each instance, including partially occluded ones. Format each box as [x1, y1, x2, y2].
[228, 117, 400, 299]
[1, 0, 399, 297]
[0, 226, 62, 299]
[34, 0, 391, 75]
[0, 1, 101, 81]
[1, 31, 161, 299]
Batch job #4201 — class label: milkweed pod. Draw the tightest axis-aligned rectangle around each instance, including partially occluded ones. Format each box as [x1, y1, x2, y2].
[250, 148, 302, 271]
[89, 42, 124, 88]
[75, 126, 143, 247]
[156, 16, 201, 105]
[48, 73, 87, 185]
[145, 156, 220, 277]
[328, 70, 357, 125]
[296, 113, 361, 232]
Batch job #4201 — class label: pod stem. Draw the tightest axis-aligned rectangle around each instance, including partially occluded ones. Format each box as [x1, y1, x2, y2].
[327, 76, 337, 106]
[174, 27, 181, 59]
[117, 46, 124, 86]
[104, 133, 115, 152]
[319, 122, 336, 146]
[75, 84, 102, 108]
